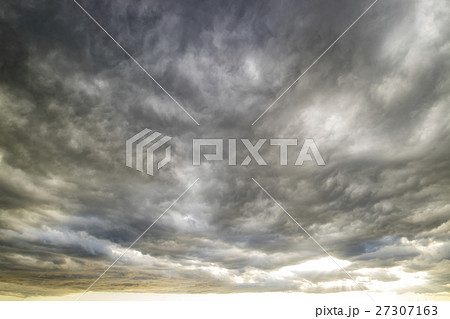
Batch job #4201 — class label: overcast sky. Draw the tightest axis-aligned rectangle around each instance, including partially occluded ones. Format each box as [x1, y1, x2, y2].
[0, 0, 449, 300]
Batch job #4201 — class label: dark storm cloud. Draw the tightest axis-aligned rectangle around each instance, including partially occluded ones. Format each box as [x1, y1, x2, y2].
[0, 0, 449, 298]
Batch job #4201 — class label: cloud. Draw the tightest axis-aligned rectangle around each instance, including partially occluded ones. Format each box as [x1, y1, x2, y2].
[0, 0, 449, 298]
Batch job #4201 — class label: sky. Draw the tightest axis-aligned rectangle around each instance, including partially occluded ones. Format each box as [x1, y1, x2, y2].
[0, 0, 449, 301]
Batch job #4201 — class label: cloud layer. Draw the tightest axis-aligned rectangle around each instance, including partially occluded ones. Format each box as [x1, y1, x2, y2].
[0, 0, 449, 299]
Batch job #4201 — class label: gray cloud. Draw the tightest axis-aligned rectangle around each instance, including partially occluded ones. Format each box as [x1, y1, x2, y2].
[0, 0, 449, 299]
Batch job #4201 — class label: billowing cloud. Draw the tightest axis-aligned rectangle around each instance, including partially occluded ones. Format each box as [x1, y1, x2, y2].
[0, 0, 448, 299]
